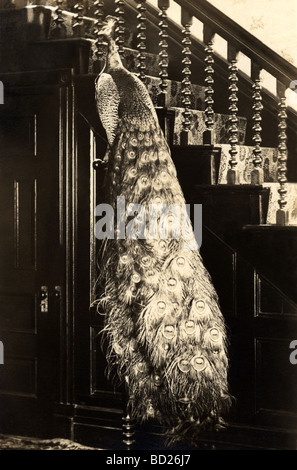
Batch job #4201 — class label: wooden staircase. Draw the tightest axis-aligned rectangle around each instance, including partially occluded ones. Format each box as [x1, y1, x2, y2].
[0, 0, 297, 450]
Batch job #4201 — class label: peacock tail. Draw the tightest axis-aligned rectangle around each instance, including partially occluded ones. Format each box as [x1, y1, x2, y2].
[94, 16, 233, 444]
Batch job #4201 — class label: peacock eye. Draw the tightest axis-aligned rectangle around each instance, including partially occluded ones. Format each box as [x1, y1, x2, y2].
[210, 328, 220, 341]
[138, 132, 144, 141]
[191, 355, 206, 372]
[184, 320, 196, 335]
[128, 150, 136, 159]
[178, 358, 190, 373]
[121, 255, 129, 264]
[146, 269, 155, 277]
[129, 168, 137, 178]
[130, 137, 138, 147]
[167, 213, 175, 224]
[195, 299, 205, 313]
[141, 256, 151, 267]
[131, 273, 141, 283]
[154, 196, 162, 204]
[140, 176, 148, 185]
[177, 257, 185, 266]
[163, 324, 176, 340]
[157, 301, 166, 313]
[167, 278, 177, 289]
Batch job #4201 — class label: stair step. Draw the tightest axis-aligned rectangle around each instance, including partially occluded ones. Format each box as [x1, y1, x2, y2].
[218, 144, 279, 184]
[172, 108, 247, 146]
[263, 182, 297, 225]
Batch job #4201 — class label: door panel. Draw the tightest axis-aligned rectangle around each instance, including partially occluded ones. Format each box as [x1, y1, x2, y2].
[0, 84, 61, 436]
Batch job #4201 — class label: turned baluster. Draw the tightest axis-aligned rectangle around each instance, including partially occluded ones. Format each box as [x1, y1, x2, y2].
[250, 64, 264, 185]
[180, 8, 193, 146]
[203, 26, 215, 145]
[72, 1, 85, 38]
[157, 0, 170, 107]
[122, 411, 136, 450]
[227, 45, 240, 185]
[135, 0, 147, 82]
[122, 376, 135, 449]
[115, 0, 125, 58]
[276, 82, 289, 225]
[94, 0, 105, 68]
[51, 0, 66, 39]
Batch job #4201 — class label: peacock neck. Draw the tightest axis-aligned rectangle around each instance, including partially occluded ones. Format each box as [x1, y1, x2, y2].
[105, 37, 123, 72]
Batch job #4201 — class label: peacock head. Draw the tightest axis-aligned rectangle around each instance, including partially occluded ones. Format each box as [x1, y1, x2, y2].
[99, 15, 118, 40]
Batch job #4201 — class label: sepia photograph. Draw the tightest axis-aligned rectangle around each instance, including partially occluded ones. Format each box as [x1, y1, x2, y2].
[0, 0, 296, 454]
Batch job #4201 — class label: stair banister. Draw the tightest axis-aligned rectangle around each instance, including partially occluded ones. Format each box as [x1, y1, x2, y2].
[157, 0, 170, 107]
[203, 24, 215, 146]
[250, 63, 264, 185]
[115, 0, 125, 57]
[173, 0, 297, 88]
[226, 44, 239, 185]
[94, 0, 105, 69]
[276, 81, 289, 226]
[135, 0, 147, 82]
[180, 7, 193, 146]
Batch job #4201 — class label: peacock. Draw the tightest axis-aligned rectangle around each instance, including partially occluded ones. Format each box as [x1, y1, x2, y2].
[94, 15, 233, 445]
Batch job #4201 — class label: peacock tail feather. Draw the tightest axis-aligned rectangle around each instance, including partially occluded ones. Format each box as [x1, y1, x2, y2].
[94, 16, 233, 445]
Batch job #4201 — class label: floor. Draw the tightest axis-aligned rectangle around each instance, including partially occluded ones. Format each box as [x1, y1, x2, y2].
[0, 434, 99, 450]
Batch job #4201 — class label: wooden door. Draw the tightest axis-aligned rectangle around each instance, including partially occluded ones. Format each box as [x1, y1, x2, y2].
[0, 78, 61, 437]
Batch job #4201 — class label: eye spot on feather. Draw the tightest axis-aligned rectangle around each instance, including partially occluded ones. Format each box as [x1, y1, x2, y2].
[120, 254, 129, 264]
[178, 359, 191, 373]
[191, 355, 206, 372]
[167, 277, 177, 290]
[115, 154, 121, 162]
[157, 301, 166, 314]
[138, 132, 144, 141]
[140, 175, 149, 186]
[160, 171, 169, 181]
[130, 137, 138, 147]
[154, 196, 162, 205]
[162, 324, 176, 340]
[141, 256, 151, 267]
[177, 257, 185, 266]
[114, 165, 120, 173]
[131, 273, 141, 283]
[129, 168, 137, 178]
[195, 299, 206, 313]
[144, 136, 152, 147]
[146, 269, 155, 277]
[209, 328, 221, 342]
[183, 320, 196, 335]
[128, 150, 136, 160]
[153, 375, 161, 386]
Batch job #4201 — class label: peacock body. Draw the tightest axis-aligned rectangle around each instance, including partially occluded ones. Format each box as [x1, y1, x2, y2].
[95, 16, 232, 443]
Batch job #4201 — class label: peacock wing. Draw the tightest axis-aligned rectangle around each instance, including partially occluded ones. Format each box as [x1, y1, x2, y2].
[95, 72, 120, 146]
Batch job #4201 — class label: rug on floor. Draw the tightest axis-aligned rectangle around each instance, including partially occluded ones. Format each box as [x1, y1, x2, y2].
[0, 434, 99, 450]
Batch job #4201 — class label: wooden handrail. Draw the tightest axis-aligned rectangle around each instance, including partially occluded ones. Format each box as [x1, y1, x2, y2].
[174, 0, 297, 88]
